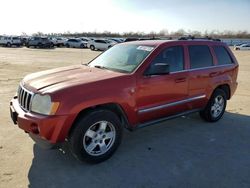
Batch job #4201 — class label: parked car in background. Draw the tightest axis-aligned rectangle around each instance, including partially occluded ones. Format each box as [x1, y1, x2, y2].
[0, 36, 22, 47]
[27, 37, 54, 48]
[65, 38, 87, 48]
[55, 37, 67, 47]
[48, 37, 58, 46]
[87, 39, 116, 51]
[109, 38, 123, 43]
[80, 37, 90, 42]
[10, 38, 239, 163]
[20, 36, 30, 46]
[233, 43, 245, 49]
[48, 37, 66, 47]
[124, 38, 139, 42]
[234, 43, 250, 50]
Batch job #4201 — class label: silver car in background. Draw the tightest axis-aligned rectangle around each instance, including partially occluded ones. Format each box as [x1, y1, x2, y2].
[65, 38, 87, 48]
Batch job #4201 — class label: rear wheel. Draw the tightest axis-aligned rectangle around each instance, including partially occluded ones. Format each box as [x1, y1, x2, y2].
[90, 45, 95, 51]
[69, 109, 123, 163]
[200, 89, 227, 122]
[6, 43, 11, 47]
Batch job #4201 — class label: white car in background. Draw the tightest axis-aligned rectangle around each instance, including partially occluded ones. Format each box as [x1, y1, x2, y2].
[0, 36, 22, 47]
[234, 43, 250, 50]
[65, 38, 87, 48]
[80, 37, 90, 42]
[87, 39, 116, 51]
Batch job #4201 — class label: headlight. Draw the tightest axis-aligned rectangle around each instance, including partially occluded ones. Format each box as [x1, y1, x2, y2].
[31, 94, 59, 115]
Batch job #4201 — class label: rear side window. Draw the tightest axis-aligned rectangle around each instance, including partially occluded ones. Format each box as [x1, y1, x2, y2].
[151, 46, 184, 72]
[213, 46, 233, 65]
[189, 45, 213, 69]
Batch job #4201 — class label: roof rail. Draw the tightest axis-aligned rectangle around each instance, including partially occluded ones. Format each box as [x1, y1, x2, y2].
[178, 35, 221, 42]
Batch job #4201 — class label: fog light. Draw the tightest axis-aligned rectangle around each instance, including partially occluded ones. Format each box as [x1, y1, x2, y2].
[31, 123, 39, 134]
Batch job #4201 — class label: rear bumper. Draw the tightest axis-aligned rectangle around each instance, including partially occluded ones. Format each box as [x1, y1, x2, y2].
[10, 97, 73, 144]
[231, 81, 238, 98]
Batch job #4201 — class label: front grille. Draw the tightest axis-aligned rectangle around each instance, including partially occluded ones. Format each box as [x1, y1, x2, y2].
[17, 84, 33, 111]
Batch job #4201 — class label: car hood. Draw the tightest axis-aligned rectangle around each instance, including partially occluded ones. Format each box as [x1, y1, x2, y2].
[22, 65, 125, 93]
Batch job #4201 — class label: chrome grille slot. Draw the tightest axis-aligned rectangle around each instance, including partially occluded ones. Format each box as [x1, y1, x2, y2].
[17, 84, 34, 111]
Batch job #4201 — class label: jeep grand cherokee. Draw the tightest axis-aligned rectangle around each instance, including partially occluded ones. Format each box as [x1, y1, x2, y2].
[10, 39, 238, 163]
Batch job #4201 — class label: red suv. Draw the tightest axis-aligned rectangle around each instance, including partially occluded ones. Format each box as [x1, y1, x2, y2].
[10, 38, 238, 163]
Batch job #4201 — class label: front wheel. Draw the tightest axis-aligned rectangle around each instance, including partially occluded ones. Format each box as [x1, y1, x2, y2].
[200, 89, 227, 122]
[69, 109, 123, 163]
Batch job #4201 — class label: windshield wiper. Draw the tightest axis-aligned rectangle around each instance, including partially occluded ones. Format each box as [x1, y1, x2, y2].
[93, 65, 129, 73]
[93, 65, 110, 70]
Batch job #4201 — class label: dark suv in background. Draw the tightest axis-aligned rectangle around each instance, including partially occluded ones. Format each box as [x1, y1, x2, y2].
[27, 37, 54, 48]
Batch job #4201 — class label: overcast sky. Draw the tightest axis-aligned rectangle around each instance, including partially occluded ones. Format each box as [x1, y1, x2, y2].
[0, 0, 249, 35]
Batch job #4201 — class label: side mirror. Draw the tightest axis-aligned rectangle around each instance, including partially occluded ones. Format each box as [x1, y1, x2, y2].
[144, 63, 170, 76]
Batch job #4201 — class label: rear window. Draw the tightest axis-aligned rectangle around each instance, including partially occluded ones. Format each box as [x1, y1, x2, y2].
[188, 45, 213, 69]
[213, 46, 233, 65]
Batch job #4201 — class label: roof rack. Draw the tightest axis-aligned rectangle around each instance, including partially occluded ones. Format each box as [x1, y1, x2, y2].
[178, 35, 221, 42]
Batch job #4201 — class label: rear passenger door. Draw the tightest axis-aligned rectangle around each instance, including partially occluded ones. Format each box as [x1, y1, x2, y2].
[99, 40, 107, 50]
[187, 45, 215, 109]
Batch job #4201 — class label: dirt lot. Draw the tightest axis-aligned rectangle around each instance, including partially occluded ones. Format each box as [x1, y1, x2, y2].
[0, 47, 250, 188]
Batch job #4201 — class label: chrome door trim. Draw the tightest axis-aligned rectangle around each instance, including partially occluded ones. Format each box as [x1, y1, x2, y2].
[138, 94, 206, 114]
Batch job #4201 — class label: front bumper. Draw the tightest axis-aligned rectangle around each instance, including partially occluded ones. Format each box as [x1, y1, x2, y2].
[10, 97, 72, 145]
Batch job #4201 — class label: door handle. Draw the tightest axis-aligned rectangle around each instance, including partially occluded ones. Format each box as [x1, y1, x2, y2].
[209, 72, 219, 77]
[175, 77, 186, 83]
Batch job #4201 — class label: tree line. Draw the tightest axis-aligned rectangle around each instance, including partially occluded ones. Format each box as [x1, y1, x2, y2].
[30, 29, 250, 39]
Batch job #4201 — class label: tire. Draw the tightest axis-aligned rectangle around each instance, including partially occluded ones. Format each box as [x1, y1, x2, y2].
[80, 44, 84, 48]
[199, 88, 227, 122]
[69, 109, 123, 163]
[66, 44, 70, 48]
[38, 43, 42, 48]
[90, 45, 95, 51]
[6, 43, 11, 47]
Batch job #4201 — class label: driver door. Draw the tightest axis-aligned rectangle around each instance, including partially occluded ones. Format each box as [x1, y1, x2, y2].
[136, 46, 189, 123]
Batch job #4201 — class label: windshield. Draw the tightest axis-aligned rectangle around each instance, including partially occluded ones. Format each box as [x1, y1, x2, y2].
[88, 44, 154, 73]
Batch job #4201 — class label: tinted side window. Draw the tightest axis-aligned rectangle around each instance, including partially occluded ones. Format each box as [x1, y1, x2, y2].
[189, 45, 213, 69]
[151, 46, 184, 72]
[98, 40, 106, 44]
[213, 46, 233, 65]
